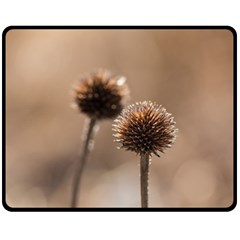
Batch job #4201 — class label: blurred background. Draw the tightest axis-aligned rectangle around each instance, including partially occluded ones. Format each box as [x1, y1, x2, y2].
[6, 29, 234, 208]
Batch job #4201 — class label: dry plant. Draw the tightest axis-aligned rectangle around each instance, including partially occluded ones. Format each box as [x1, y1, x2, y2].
[113, 101, 177, 208]
[71, 69, 129, 207]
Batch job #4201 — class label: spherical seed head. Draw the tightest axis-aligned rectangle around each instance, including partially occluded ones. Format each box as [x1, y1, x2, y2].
[74, 69, 129, 120]
[113, 101, 178, 157]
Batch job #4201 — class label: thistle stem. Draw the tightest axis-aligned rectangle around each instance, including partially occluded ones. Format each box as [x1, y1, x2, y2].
[71, 117, 97, 208]
[140, 153, 150, 208]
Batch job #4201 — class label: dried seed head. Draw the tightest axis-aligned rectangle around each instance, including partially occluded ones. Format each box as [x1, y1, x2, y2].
[113, 101, 178, 157]
[74, 69, 129, 120]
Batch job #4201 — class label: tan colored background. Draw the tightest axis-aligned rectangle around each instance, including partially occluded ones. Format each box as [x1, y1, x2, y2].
[6, 29, 234, 208]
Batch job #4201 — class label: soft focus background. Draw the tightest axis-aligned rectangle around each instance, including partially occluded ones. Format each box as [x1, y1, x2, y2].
[6, 29, 234, 208]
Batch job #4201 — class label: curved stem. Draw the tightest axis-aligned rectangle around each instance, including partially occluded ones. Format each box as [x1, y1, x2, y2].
[71, 117, 97, 208]
[140, 153, 150, 208]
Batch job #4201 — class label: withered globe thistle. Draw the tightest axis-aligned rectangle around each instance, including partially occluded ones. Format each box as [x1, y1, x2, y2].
[113, 101, 177, 157]
[113, 101, 177, 208]
[74, 69, 129, 120]
[71, 69, 129, 208]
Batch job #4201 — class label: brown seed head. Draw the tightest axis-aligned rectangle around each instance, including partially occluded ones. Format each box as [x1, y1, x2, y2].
[74, 69, 129, 120]
[112, 101, 177, 157]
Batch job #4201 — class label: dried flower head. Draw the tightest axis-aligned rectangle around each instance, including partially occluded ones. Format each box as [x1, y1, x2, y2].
[74, 69, 129, 120]
[113, 101, 177, 157]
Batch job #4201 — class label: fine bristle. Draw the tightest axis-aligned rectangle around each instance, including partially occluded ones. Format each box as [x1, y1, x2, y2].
[74, 69, 129, 119]
[112, 101, 178, 157]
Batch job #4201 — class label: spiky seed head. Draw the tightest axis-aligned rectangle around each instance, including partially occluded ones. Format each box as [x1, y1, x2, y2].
[112, 101, 178, 157]
[74, 69, 129, 120]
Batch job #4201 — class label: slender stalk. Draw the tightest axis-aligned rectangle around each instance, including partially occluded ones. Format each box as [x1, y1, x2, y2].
[140, 153, 150, 208]
[71, 117, 97, 208]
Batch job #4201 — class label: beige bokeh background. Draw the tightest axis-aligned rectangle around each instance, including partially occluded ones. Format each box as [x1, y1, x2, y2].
[6, 29, 234, 208]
